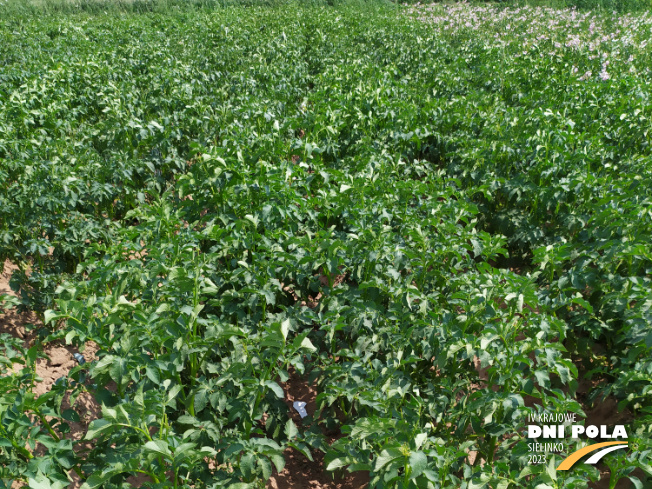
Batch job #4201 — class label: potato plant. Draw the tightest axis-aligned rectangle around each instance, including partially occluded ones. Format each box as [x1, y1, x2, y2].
[0, 1, 650, 488]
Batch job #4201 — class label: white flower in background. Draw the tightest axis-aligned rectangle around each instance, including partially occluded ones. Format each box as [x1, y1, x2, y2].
[599, 62, 610, 80]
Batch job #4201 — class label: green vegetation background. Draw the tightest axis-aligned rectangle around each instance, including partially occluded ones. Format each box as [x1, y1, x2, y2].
[1, 0, 650, 16]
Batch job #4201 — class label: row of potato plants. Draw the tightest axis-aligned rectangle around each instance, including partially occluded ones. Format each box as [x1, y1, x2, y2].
[0, 3, 650, 489]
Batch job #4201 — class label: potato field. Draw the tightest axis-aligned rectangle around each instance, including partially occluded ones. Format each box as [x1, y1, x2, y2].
[0, 1, 651, 488]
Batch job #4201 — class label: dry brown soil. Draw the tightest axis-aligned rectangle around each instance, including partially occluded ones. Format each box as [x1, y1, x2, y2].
[268, 368, 369, 489]
[2, 260, 101, 489]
